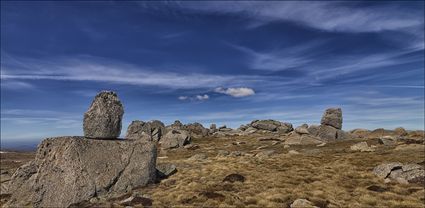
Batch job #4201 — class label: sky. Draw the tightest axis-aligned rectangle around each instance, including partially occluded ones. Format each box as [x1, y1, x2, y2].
[1, 1, 424, 148]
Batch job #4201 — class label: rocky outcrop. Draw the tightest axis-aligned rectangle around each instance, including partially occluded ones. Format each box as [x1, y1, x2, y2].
[250, 120, 293, 133]
[394, 127, 408, 137]
[320, 108, 342, 129]
[160, 129, 191, 149]
[125, 120, 165, 142]
[373, 162, 424, 185]
[6, 137, 157, 208]
[295, 124, 309, 134]
[184, 122, 209, 138]
[349, 128, 371, 139]
[83, 91, 124, 139]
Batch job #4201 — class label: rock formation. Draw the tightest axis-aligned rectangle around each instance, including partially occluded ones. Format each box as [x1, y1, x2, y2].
[320, 108, 342, 129]
[125, 120, 165, 142]
[83, 91, 124, 139]
[250, 120, 293, 133]
[373, 162, 424, 185]
[6, 137, 157, 207]
[160, 129, 191, 149]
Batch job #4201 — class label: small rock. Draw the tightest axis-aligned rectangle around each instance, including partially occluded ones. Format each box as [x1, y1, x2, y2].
[229, 151, 244, 157]
[284, 144, 290, 149]
[119, 195, 153, 207]
[255, 150, 275, 158]
[288, 150, 300, 155]
[316, 143, 326, 147]
[188, 153, 208, 161]
[350, 142, 375, 152]
[290, 198, 318, 208]
[379, 137, 397, 146]
[156, 163, 177, 179]
[217, 150, 230, 157]
[223, 173, 245, 183]
[183, 144, 200, 150]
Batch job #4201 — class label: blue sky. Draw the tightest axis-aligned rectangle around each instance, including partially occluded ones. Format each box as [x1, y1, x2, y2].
[1, 1, 424, 147]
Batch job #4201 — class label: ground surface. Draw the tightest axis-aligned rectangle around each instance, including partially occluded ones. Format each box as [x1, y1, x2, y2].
[1, 134, 424, 208]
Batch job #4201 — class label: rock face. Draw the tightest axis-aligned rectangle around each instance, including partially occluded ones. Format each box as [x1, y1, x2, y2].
[320, 108, 342, 129]
[83, 91, 124, 139]
[6, 137, 157, 207]
[373, 162, 424, 185]
[160, 129, 191, 149]
[125, 120, 165, 142]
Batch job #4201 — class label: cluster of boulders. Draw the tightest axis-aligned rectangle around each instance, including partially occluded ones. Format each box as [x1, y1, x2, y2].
[5, 91, 158, 207]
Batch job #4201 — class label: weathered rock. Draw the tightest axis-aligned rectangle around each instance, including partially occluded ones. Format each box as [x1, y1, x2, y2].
[368, 128, 393, 138]
[156, 163, 177, 179]
[288, 150, 300, 155]
[290, 199, 318, 208]
[394, 127, 408, 137]
[160, 129, 191, 149]
[223, 173, 245, 183]
[379, 136, 397, 146]
[295, 124, 309, 134]
[277, 122, 293, 134]
[125, 120, 165, 142]
[6, 137, 156, 208]
[119, 194, 152, 207]
[336, 129, 351, 140]
[242, 127, 257, 135]
[316, 125, 338, 141]
[83, 91, 124, 139]
[209, 124, 217, 134]
[251, 120, 278, 131]
[320, 108, 342, 129]
[373, 162, 424, 185]
[238, 124, 248, 131]
[350, 142, 375, 152]
[307, 125, 320, 136]
[184, 122, 209, 138]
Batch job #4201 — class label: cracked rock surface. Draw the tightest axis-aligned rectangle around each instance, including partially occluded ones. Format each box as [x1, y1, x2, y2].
[5, 136, 156, 208]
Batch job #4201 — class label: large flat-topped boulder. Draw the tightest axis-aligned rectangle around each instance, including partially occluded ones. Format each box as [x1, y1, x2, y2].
[6, 137, 156, 208]
[321, 108, 342, 129]
[83, 91, 124, 139]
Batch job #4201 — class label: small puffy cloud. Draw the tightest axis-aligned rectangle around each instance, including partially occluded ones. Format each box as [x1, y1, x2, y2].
[196, 94, 209, 101]
[178, 94, 209, 101]
[178, 96, 189, 100]
[214, 87, 255, 97]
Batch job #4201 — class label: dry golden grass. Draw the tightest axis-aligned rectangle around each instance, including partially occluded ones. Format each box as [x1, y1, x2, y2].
[1, 134, 424, 208]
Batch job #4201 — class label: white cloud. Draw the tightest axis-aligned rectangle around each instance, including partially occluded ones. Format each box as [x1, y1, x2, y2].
[196, 94, 209, 101]
[178, 94, 209, 101]
[178, 96, 189, 100]
[215, 87, 255, 97]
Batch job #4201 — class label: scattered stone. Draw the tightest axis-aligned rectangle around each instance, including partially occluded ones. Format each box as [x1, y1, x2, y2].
[316, 143, 326, 147]
[6, 137, 157, 207]
[223, 173, 245, 183]
[217, 150, 230, 157]
[320, 108, 342, 129]
[83, 91, 124, 139]
[288, 150, 300, 155]
[229, 151, 244, 157]
[156, 163, 177, 179]
[119, 195, 153, 207]
[183, 144, 200, 150]
[255, 150, 275, 158]
[284, 144, 290, 149]
[350, 142, 375, 152]
[290, 198, 319, 208]
[160, 129, 191, 149]
[188, 153, 208, 161]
